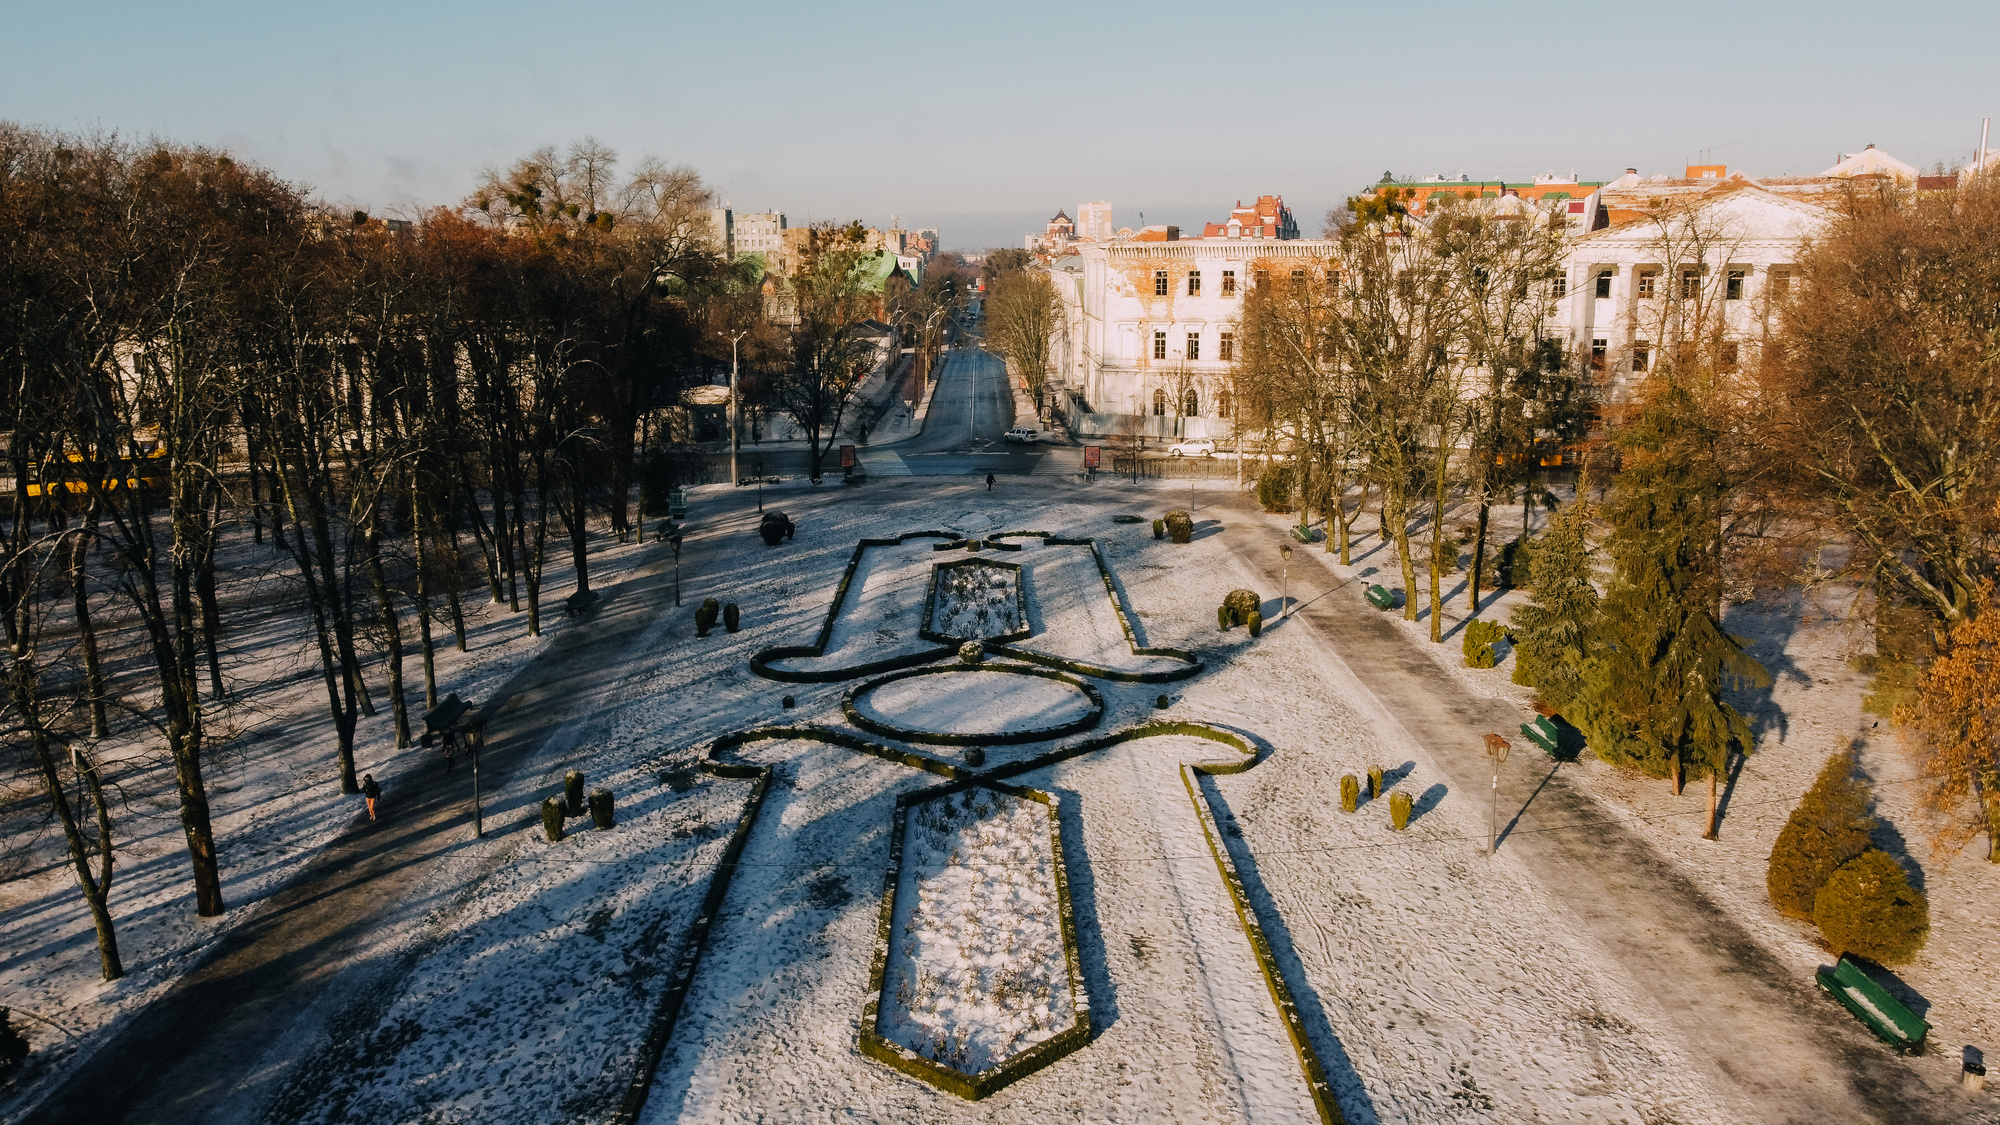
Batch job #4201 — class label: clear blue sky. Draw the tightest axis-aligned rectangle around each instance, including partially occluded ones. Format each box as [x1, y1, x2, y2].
[9, 0, 1998, 248]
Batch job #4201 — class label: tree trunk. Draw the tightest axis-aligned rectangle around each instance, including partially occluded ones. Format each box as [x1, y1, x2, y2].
[26, 730, 123, 980]
[1703, 763, 1721, 840]
[193, 491, 226, 703]
[411, 480, 438, 709]
[362, 525, 412, 748]
[68, 526, 110, 739]
[1469, 497, 1492, 612]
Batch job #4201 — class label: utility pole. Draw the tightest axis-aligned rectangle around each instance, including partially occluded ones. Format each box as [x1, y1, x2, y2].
[728, 330, 747, 491]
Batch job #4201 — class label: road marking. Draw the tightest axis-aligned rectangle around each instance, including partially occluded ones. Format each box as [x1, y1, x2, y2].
[855, 449, 911, 476]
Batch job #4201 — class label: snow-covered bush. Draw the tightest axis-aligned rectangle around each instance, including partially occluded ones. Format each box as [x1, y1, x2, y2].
[958, 640, 983, 664]
[1222, 589, 1259, 626]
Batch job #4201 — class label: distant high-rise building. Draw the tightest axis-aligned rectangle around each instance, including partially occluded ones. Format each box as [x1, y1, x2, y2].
[705, 207, 733, 256]
[1077, 201, 1113, 241]
[734, 211, 787, 262]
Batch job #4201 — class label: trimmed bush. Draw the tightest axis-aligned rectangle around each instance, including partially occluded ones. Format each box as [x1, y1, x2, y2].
[1155, 694, 1170, 709]
[1767, 754, 1876, 921]
[1496, 535, 1536, 589]
[1223, 589, 1259, 626]
[1813, 849, 1930, 966]
[1246, 611, 1263, 637]
[1256, 461, 1295, 512]
[1218, 604, 1231, 631]
[695, 598, 720, 637]
[1366, 766, 1383, 800]
[724, 603, 741, 633]
[759, 511, 793, 545]
[1389, 791, 1413, 831]
[565, 770, 585, 815]
[1340, 774, 1359, 813]
[958, 640, 984, 664]
[965, 746, 986, 767]
[1164, 509, 1193, 544]
[1152, 518, 1165, 540]
[540, 797, 565, 843]
[782, 694, 796, 708]
[589, 789, 615, 829]
[1462, 619, 1508, 668]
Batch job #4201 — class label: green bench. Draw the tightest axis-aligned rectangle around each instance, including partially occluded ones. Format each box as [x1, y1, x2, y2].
[1519, 715, 1582, 761]
[1289, 525, 1322, 544]
[1817, 956, 1929, 1054]
[1364, 585, 1397, 610]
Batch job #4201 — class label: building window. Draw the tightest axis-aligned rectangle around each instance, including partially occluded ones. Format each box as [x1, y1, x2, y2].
[1187, 271, 1201, 296]
[1153, 331, 1167, 360]
[1221, 270, 1236, 296]
[1681, 269, 1700, 299]
[1770, 267, 1792, 297]
[1291, 269, 1306, 288]
[1256, 270, 1270, 288]
[1595, 270, 1612, 299]
[1184, 389, 1199, 416]
[1154, 270, 1169, 296]
[1637, 269, 1657, 298]
[1327, 270, 1342, 290]
[1552, 273, 1567, 298]
[1590, 339, 1607, 370]
[1633, 342, 1650, 372]
[1186, 333, 1200, 361]
[1219, 332, 1234, 361]
[1718, 341, 1740, 370]
[1726, 269, 1745, 300]
[1152, 388, 1167, 416]
[1218, 389, 1233, 418]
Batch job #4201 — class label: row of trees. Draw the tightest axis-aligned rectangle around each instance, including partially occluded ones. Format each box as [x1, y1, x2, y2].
[0, 125, 900, 979]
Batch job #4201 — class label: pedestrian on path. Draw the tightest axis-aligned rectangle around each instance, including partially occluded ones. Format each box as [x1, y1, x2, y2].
[985, 472, 996, 492]
[362, 774, 382, 821]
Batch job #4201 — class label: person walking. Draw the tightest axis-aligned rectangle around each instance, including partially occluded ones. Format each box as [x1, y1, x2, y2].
[985, 472, 996, 492]
[361, 774, 382, 821]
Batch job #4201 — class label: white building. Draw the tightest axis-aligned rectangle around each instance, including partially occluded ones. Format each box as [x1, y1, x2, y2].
[734, 211, 787, 263]
[1077, 201, 1113, 242]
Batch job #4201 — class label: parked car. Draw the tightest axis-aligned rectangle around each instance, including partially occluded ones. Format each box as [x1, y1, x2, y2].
[1167, 439, 1216, 457]
[1004, 428, 1041, 444]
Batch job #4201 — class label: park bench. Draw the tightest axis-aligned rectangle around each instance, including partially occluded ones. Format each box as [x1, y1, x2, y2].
[1817, 956, 1929, 1054]
[1519, 714, 1582, 761]
[1289, 525, 1321, 544]
[1364, 585, 1397, 610]
[563, 589, 601, 616]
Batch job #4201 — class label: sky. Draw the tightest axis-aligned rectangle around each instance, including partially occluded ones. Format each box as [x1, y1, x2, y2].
[8, 0, 1999, 250]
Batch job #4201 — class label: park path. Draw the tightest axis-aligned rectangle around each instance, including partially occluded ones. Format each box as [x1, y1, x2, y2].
[17, 539, 692, 1125]
[1207, 491, 1964, 1125]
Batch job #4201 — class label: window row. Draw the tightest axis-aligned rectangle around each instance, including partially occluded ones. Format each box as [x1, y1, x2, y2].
[1149, 268, 1344, 297]
[1149, 330, 1234, 361]
[1594, 338, 1745, 373]
[1581, 265, 1793, 301]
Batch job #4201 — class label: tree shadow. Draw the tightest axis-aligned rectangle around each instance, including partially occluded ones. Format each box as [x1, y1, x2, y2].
[1722, 593, 1812, 750]
[1711, 749, 1751, 837]
[1052, 786, 1120, 1038]
[1862, 796, 1927, 895]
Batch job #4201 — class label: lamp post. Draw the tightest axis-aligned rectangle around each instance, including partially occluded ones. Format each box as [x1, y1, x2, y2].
[1483, 733, 1511, 856]
[1279, 541, 1293, 619]
[728, 330, 747, 490]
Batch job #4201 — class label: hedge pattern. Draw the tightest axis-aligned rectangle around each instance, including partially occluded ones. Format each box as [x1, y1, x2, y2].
[856, 780, 1091, 1099]
[750, 530, 965, 682]
[842, 663, 1106, 746]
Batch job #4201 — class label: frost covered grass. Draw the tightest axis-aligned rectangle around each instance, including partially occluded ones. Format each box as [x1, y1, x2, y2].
[930, 561, 1021, 640]
[880, 787, 1073, 1074]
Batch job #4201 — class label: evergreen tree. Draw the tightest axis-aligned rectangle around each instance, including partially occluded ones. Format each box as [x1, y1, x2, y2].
[1813, 849, 1930, 966]
[1575, 376, 1768, 832]
[1766, 753, 1877, 921]
[1509, 501, 1598, 710]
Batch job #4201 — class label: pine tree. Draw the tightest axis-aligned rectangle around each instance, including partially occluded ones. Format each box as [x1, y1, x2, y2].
[1508, 501, 1598, 710]
[1812, 849, 1930, 966]
[1575, 376, 1768, 832]
[1766, 753, 1877, 921]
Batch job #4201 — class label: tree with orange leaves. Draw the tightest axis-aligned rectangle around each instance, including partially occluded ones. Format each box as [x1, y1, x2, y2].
[1897, 583, 2000, 860]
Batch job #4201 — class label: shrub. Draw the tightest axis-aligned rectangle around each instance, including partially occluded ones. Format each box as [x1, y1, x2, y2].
[958, 640, 984, 664]
[1155, 694, 1170, 709]
[965, 746, 986, 767]
[782, 694, 796, 709]
[1257, 461, 1295, 512]
[759, 511, 793, 546]
[1366, 766, 1383, 799]
[0, 1008, 28, 1075]
[1164, 509, 1194, 544]
[1462, 619, 1508, 668]
[1767, 753, 1877, 921]
[1152, 518, 1165, 540]
[564, 771, 585, 815]
[1223, 589, 1259, 626]
[588, 789, 615, 830]
[1246, 611, 1263, 637]
[724, 603, 741, 633]
[1218, 604, 1231, 631]
[1813, 849, 1930, 966]
[1340, 775, 1359, 813]
[540, 798, 565, 843]
[1495, 536, 1536, 589]
[695, 598, 720, 636]
[1389, 791, 1413, 831]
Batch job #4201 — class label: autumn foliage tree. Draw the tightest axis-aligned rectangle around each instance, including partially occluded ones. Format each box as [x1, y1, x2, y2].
[1897, 584, 2000, 859]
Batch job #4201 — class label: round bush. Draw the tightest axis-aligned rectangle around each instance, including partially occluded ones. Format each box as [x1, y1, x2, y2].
[965, 746, 986, 767]
[724, 603, 741, 633]
[1767, 754, 1876, 921]
[759, 511, 793, 546]
[1813, 849, 1930, 966]
[695, 598, 720, 637]
[1223, 589, 1259, 626]
[1164, 509, 1194, 544]
[958, 640, 984, 664]
[1152, 518, 1165, 540]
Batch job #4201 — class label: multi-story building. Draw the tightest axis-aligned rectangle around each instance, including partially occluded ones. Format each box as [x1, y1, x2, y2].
[1077, 201, 1113, 242]
[1026, 210, 1076, 256]
[704, 207, 733, 256]
[733, 211, 787, 263]
[1198, 195, 1299, 240]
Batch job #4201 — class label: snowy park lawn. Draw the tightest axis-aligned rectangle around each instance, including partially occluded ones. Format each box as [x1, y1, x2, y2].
[877, 785, 1078, 1075]
[847, 665, 1097, 742]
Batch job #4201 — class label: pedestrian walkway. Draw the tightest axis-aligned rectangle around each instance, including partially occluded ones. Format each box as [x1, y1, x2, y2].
[856, 449, 911, 476]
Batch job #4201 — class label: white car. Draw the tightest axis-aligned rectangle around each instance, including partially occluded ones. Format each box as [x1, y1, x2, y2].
[1004, 428, 1040, 444]
[1167, 439, 1215, 457]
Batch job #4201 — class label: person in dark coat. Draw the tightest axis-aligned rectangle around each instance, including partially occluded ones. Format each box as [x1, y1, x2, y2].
[362, 774, 382, 821]
[985, 472, 996, 491]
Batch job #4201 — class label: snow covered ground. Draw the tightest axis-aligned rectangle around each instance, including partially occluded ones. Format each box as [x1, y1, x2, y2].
[849, 665, 1095, 739]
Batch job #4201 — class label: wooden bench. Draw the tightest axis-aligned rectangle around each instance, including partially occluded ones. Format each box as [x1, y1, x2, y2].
[563, 589, 601, 616]
[1289, 525, 1321, 544]
[1519, 714, 1582, 761]
[1817, 956, 1929, 1054]
[1364, 585, 1397, 610]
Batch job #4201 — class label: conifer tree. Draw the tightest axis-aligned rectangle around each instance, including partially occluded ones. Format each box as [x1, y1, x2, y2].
[1575, 376, 1768, 833]
[1509, 501, 1598, 710]
[1812, 849, 1930, 966]
[1766, 753, 1877, 921]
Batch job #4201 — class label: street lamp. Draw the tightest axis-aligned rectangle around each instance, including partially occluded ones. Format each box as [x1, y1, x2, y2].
[728, 330, 747, 490]
[1279, 541, 1293, 619]
[1483, 733, 1511, 856]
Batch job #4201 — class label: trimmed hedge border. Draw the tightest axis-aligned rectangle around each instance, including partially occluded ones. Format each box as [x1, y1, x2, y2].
[842, 663, 1105, 745]
[750, 530, 964, 682]
[917, 556, 1032, 647]
[856, 780, 1091, 1099]
[1181, 766, 1347, 1124]
[989, 535, 1202, 684]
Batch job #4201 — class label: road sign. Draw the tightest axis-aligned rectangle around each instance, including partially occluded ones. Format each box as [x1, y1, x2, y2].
[840, 444, 856, 469]
[1083, 446, 1101, 469]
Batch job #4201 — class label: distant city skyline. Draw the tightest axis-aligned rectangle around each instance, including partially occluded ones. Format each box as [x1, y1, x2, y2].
[8, 0, 1997, 250]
